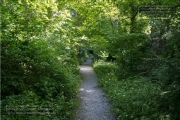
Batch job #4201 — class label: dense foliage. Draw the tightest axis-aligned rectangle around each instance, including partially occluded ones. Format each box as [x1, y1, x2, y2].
[90, 0, 179, 120]
[1, 0, 180, 119]
[94, 61, 167, 119]
[1, 1, 81, 119]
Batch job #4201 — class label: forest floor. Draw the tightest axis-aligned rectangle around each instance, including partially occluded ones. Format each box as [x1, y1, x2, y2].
[73, 58, 117, 120]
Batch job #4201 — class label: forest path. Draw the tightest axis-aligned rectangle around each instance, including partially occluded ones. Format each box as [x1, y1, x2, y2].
[73, 58, 116, 120]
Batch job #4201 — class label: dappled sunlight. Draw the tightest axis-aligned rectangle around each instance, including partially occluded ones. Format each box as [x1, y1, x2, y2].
[2, 0, 179, 119]
[80, 67, 93, 71]
[75, 57, 116, 120]
[86, 89, 95, 93]
[79, 88, 95, 93]
[80, 88, 85, 91]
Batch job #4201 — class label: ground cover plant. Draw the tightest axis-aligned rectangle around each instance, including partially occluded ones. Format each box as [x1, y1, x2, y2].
[93, 60, 171, 120]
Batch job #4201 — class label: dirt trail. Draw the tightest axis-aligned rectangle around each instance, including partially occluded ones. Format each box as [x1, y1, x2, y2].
[73, 58, 116, 120]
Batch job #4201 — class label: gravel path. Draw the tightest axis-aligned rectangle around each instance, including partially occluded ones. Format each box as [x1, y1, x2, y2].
[73, 58, 117, 120]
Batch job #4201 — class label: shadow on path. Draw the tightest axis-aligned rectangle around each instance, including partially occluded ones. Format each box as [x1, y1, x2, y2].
[73, 58, 117, 120]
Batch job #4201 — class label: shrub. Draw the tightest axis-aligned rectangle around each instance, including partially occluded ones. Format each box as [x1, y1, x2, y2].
[1, 91, 78, 120]
[149, 29, 180, 119]
[1, 39, 81, 119]
[107, 33, 151, 79]
[94, 60, 168, 120]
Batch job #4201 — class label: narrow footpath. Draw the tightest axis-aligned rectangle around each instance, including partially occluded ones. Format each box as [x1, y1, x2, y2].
[73, 58, 116, 120]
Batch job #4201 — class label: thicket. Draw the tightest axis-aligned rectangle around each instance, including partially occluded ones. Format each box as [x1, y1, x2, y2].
[94, 61, 168, 119]
[89, 1, 180, 120]
[1, 0, 179, 119]
[93, 20, 180, 119]
[1, 1, 81, 119]
[149, 28, 180, 119]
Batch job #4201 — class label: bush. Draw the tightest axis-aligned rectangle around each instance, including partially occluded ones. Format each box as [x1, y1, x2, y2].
[94, 60, 169, 120]
[1, 91, 78, 120]
[149, 29, 180, 119]
[1, 39, 81, 119]
[108, 33, 151, 79]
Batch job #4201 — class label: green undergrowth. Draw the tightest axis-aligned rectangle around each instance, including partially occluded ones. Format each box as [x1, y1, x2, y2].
[1, 40, 81, 120]
[93, 60, 170, 120]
